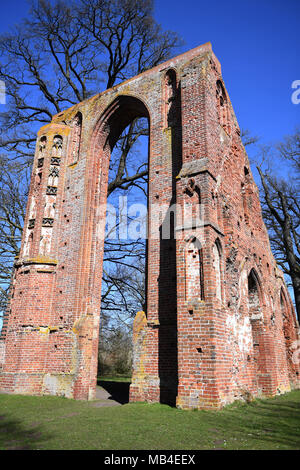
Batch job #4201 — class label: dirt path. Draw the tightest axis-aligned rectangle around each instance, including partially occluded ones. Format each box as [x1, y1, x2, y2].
[91, 381, 131, 407]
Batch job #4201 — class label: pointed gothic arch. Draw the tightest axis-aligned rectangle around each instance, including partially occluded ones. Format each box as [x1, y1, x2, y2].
[213, 238, 222, 302]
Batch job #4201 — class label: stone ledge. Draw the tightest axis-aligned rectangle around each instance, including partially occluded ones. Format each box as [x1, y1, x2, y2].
[177, 158, 217, 181]
[14, 256, 58, 267]
[175, 220, 224, 236]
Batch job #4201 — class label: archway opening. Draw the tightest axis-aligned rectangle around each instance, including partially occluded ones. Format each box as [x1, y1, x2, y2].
[248, 269, 261, 315]
[96, 96, 150, 402]
[248, 268, 264, 392]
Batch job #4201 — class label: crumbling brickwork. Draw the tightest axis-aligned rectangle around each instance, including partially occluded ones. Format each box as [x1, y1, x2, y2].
[0, 43, 299, 408]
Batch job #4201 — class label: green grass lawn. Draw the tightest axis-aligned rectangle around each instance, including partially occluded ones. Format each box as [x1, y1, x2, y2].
[0, 386, 300, 450]
[98, 375, 132, 382]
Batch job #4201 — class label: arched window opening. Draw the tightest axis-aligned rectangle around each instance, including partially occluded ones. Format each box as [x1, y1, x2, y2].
[241, 182, 249, 225]
[38, 136, 47, 167]
[248, 269, 261, 315]
[216, 80, 230, 134]
[164, 69, 177, 127]
[281, 291, 288, 328]
[248, 268, 267, 393]
[241, 165, 252, 225]
[212, 240, 222, 301]
[69, 112, 82, 165]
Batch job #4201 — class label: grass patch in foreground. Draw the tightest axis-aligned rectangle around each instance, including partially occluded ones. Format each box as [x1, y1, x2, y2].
[0, 389, 299, 450]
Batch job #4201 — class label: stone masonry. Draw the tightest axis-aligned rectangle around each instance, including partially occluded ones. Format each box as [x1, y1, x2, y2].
[0, 43, 299, 409]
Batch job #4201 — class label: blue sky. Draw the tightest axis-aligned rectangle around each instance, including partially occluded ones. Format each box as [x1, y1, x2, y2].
[0, 0, 299, 145]
[154, 0, 300, 145]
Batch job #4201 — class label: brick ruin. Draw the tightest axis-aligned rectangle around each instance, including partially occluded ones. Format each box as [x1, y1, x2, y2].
[0, 43, 299, 409]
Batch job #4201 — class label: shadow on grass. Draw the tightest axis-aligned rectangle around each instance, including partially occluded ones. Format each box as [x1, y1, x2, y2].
[214, 396, 300, 449]
[0, 414, 51, 450]
[97, 379, 131, 405]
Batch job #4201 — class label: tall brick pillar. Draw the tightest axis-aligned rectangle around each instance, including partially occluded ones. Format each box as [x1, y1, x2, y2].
[173, 53, 226, 408]
[0, 122, 75, 396]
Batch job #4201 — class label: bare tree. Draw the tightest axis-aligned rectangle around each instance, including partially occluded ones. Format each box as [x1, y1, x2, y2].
[0, 157, 29, 313]
[255, 130, 300, 320]
[0, 0, 182, 328]
[241, 128, 259, 148]
[241, 127, 300, 320]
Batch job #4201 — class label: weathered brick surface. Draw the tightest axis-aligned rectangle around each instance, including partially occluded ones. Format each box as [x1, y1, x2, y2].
[0, 43, 299, 408]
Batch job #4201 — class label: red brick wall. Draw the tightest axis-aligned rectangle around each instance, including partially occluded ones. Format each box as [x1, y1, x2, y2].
[1, 43, 299, 408]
